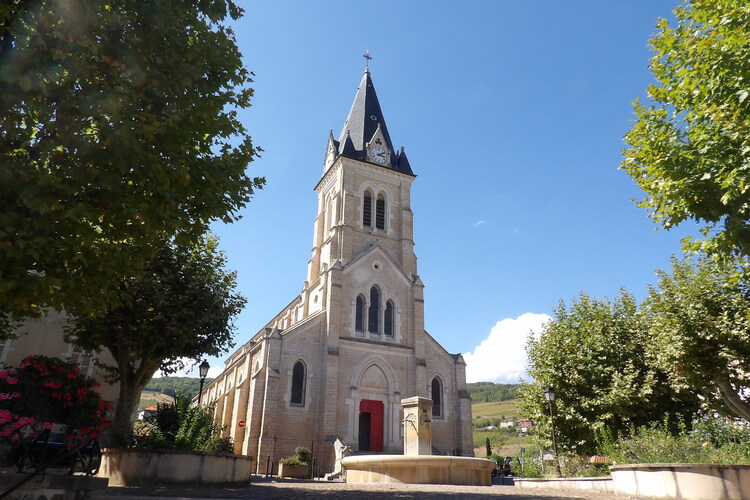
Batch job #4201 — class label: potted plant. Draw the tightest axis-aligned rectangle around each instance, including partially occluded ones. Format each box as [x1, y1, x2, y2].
[278, 446, 311, 479]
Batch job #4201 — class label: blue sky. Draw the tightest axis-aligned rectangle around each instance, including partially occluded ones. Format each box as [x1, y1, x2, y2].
[179, 1, 699, 382]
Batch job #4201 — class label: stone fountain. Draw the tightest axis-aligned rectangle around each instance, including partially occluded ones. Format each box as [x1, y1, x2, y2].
[341, 396, 496, 485]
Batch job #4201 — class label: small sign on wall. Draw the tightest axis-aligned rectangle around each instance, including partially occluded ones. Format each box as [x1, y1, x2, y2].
[238, 420, 246, 428]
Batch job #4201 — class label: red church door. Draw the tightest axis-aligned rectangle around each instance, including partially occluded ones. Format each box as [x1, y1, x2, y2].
[359, 399, 384, 452]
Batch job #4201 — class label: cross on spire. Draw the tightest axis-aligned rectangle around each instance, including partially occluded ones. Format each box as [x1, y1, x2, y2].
[363, 50, 372, 71]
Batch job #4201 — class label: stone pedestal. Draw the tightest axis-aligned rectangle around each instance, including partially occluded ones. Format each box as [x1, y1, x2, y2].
[401, 396, 432, 456]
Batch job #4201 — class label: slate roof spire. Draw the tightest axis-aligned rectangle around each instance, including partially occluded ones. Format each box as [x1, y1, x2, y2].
[338, 69, 395, 155]
[328, 69, 414, 176]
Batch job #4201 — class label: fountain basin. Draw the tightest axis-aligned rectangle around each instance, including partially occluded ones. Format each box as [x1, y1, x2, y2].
[342, 455, 495, 486]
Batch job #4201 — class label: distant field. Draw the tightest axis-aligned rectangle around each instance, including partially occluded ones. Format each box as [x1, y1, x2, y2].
[471, 399, 533, 457]
[139, 390, 174, 409]
[472, 400, 521, 421]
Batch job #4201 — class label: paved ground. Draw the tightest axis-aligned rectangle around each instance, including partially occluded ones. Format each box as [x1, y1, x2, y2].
[95, 476, 638, 500]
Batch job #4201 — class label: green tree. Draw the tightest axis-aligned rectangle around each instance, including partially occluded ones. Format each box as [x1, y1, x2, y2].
[0, 1, 263, 332]
[521, 291, 700, 455]
[622, 0, 750, 257]
[65, 235, 245, 446]
[646, 255, 750, 420]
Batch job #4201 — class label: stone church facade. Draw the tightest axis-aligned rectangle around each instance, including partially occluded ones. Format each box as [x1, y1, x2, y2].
[203, 70, 473, 472]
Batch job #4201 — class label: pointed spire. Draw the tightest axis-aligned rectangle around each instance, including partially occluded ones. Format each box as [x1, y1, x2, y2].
[339, 130, 356, 157]
[338, 71, 396, 165]
[395, 146, 414, 176]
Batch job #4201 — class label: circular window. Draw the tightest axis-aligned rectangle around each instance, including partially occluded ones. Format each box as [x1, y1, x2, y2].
[370, 115, 377, 121]
[373, 261, 381, 270]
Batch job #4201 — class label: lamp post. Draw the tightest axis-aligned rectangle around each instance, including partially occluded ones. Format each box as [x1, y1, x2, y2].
[198, 359, 210, 406]
[544, 386, 562, 477]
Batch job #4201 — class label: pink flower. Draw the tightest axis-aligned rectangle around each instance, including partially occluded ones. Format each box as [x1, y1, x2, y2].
[0, 410, 12, 424]
[6, 378, 18, 384]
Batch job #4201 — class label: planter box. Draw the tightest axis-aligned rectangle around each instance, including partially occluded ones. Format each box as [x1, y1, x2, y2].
[99, 448, 253, 486]
[611, 463, 750, 500]
[278, 462, 310, 479]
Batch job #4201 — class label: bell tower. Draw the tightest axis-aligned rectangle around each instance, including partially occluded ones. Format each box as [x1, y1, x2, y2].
[306, 69, 417, 287]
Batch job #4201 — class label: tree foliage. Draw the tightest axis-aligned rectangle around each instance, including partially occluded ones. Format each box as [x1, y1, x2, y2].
[65, 235, 245, 446]
[646, 255, 750, 420]
[0, 0, 263, 328]
[622, 0, 750, 257]
[521, 291, 700, 455]
[466, 382, 519, 403]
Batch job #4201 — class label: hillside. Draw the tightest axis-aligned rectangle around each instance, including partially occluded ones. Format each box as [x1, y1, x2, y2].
[145, 376, 213, 399]
[466, 382, 519, 403]
[466, 382, 531, 456]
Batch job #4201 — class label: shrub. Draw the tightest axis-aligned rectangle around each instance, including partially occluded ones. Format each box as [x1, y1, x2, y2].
[280, 446, 311, 466]
[599, 415, 750, 465]
[0, 355, 111, 445]
[133, 394, 231, 453]
[295, 446, 311, 463]
[513, 449, 545, 478]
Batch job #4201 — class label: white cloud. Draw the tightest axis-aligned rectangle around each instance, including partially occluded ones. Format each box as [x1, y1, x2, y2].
[473, 220, 486, 227]
[463, 312, 551, 383]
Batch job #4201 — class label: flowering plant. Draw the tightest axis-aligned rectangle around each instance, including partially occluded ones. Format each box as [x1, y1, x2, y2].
[0, 355, 112, 446]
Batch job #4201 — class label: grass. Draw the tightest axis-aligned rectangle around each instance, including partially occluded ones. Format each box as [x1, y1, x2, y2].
[139, 389, 175, 409]
[472, 400, 521, 421]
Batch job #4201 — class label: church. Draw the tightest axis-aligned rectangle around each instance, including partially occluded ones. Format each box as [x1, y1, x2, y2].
[203, 68, 474, 472]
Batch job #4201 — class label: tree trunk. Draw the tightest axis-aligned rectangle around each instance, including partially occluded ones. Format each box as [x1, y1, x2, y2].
[108, 375, 142, 448]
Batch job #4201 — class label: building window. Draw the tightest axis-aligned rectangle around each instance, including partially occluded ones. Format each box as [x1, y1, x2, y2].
[368, 286, 380, 333]
[291, 361, 306, 407]
[68, 346, 96, 377]
[431, 377, 443, 418]
[375, 194, 385, 230]
[363, 191, 372, 227]
[355, 295, 365, 332]
[384, 300, 394, 336]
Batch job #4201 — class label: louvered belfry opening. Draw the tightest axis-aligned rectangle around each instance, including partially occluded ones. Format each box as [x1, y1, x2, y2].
[363, 191, 372, 227]
[375, 195, 385, 230]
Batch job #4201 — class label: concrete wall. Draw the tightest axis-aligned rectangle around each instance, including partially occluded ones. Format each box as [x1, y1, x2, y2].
[611, 463, 750, 500]
[99, 449, 254, 486]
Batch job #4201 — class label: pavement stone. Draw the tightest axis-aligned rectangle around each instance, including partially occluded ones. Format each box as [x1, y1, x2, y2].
[93, 476, 639, 500]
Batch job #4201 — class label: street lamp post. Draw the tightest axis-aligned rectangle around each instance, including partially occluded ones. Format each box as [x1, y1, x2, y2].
[544, 386, 562, 477]
[198, 359, 210, 406]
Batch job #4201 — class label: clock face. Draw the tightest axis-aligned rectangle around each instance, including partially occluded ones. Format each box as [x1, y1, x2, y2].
[370, 146, 387, 164]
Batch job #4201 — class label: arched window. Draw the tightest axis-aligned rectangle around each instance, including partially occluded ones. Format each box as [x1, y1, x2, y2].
[291, 361, 306, 407]
[368, 286, 380, 333]
[384, 300, 394, 336]
[355, 295, 365, 332]
[375, 194, 385, 230]
[363, 191, 372, 227]
[431, 377, 443, 418]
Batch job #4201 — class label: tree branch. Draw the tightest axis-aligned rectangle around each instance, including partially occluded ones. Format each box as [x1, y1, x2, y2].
[714, 374, 750, 420]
